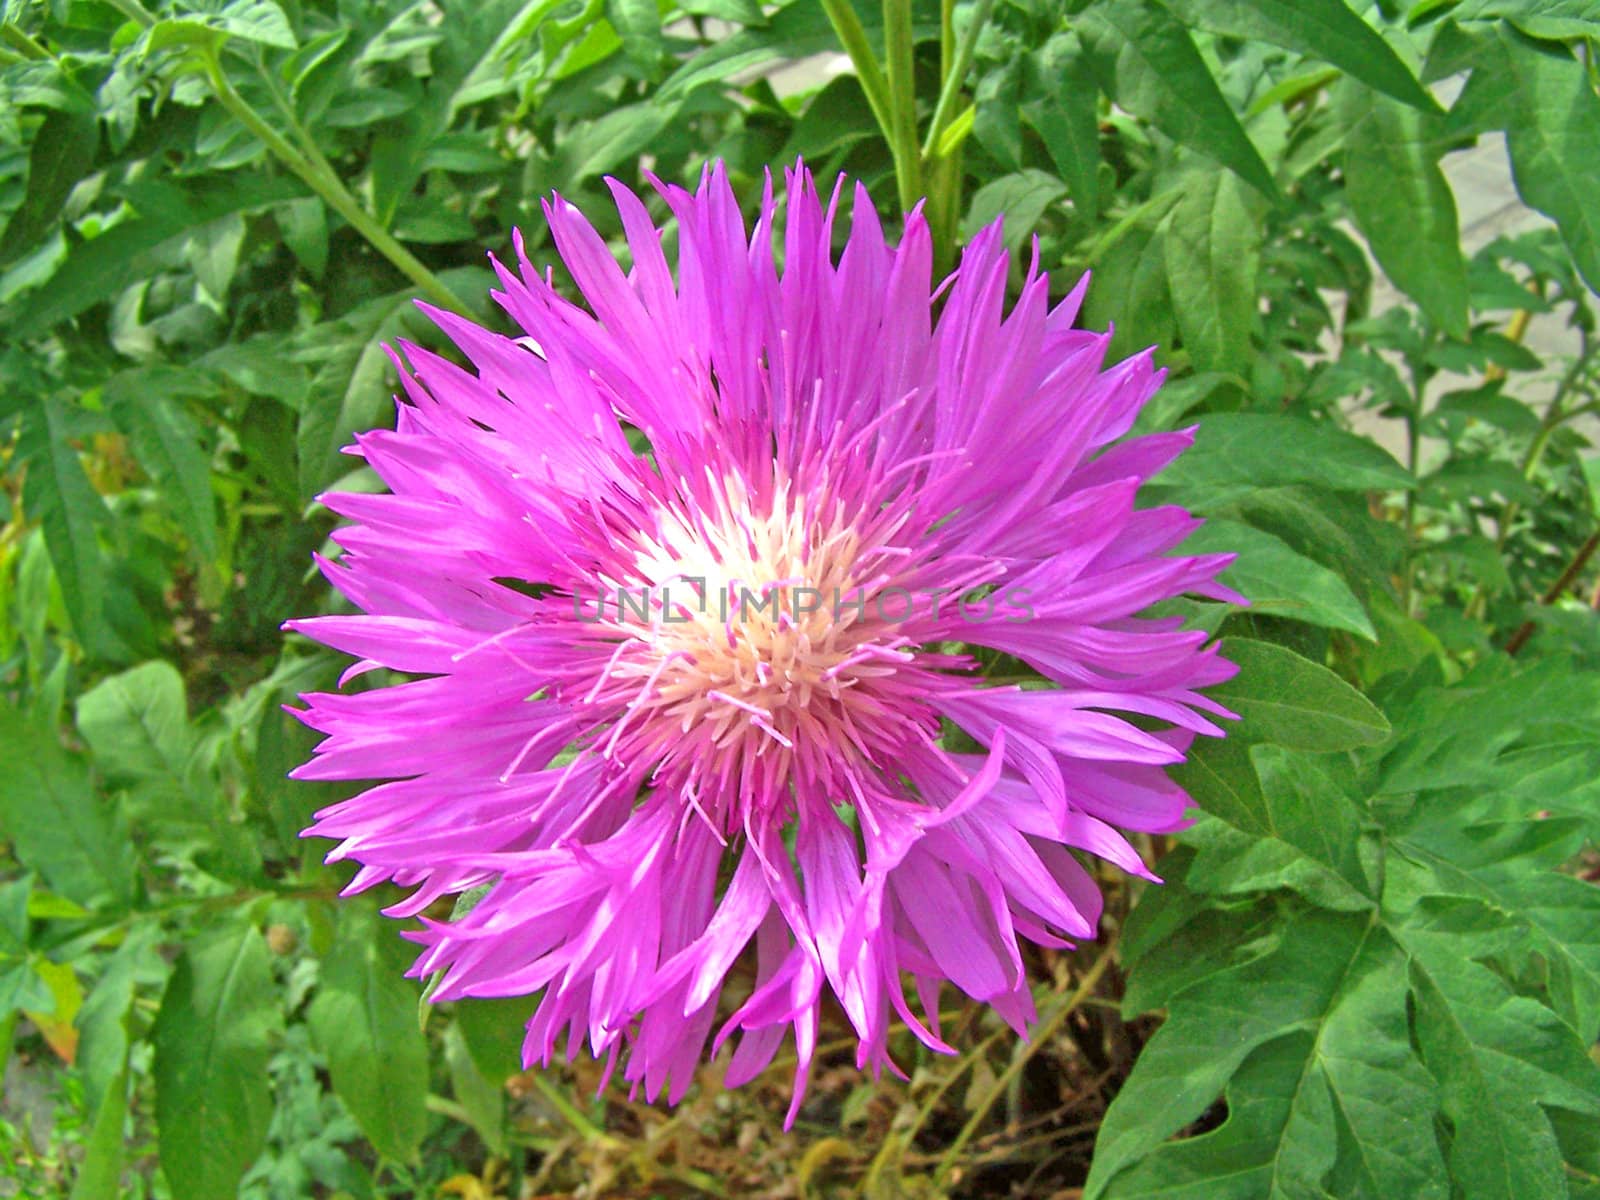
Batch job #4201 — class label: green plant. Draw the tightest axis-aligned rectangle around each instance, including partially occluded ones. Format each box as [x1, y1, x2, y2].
[2, 2, 1599, 1197]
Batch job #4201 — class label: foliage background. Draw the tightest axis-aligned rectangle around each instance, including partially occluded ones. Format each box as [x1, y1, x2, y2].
[2, 0, 1600, 1197]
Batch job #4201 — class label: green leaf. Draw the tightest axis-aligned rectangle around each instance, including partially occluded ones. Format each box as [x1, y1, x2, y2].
[186, 212, 247, 302]
[75, 927, 151, 1123]
[294, 265, 487, 499]
[1492, 29, 1600, 296]
[1167, 0, 1438, 113]
[1103, 658, 1600, 1196]
[1224, 743, 1367, 886]
[0, 708, 136, 911]
[1153, 414, 1412, 510]
[69, 1067, 128, 1200]
[659, 0, 834, 99]
[0, 107, 98, 266]
[6, 173, 307, 337]
[102, 368, 219, 563]
[1077, 0, 1279, 200]
[607, 0, 662, 70]
[276, 196, 328, 279]
[1021, 32, 1101, 218]
[1082, 209, 1179, 363]
[1175, 737, 1375, 908]
[0, 877, 49, 1016]
[75, 661, 192, 786]
[153, 922, 281, 1200]
[962, 170, 1068, 246]
[217, 0, 297, 49]
[1408, 951, 1596, 1200]
[1089, 916, 1447, 1200]
[455, 995, 530, 1083]
[1184, 518, 1376, 639]
[308, 903, 430, 1163]
[1161, 166, 1261, 372]
[680, 0, 766, 21]
[1210, 638, 1390, 751]
[147, 0, 297, 53]
[444, 1023, 506, 1155]
[1338, 80, 1469, 339]
[254, 704, 324, 855]
[16, 399, 123, 660]
[1451, 0, 1600, 41]
[566, 101, 675, 184]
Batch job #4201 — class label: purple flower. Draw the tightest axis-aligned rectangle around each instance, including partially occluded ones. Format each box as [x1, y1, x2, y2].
[287, 164, 1239, 1122]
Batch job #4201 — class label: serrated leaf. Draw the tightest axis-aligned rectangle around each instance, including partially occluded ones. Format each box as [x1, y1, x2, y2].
[1105, 658, 1600, 1197]
[1173, 736, 1373, 904]
[1089, 916, 1446, 1200]
[1162, 165, 1260, 372]
[1077, 0, 1278, 200]
[1184, 815, 1375, 911]
[1408, 950, 1598, 1200]
[1185, 518, 1375, 639]
[153, 923, 280, 1200]
[1339, 80, 1469, 338]
[308, 903, 430, 1163]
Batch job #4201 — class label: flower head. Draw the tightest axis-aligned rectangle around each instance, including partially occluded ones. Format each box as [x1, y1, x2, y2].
[288, 164, 1239, 1121]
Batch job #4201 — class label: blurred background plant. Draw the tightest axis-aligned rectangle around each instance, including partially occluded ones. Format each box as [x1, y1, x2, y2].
[2, 1, 1599, 1197]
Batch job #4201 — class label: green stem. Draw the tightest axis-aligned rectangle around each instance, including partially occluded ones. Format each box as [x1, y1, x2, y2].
[1080, 188, 1182, 267]
[1492, 335, 1594, 553]
[1464, 333, 1595, 621]
[1504, 527, 1600, 655]
[920, 0, 995, 160]
[528, 1072, 612, 1144]
[103, 0, 470, 314]
[822, 0, 925, 221]
[1, 23, 49, 59]
[820, 0, 896, 147]
[940, 0, 955, 77]
[201, 56, 470, 314]
[882, 0, 922, 215]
